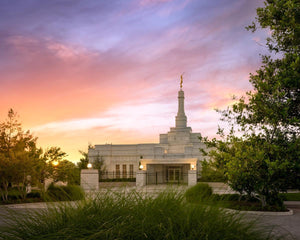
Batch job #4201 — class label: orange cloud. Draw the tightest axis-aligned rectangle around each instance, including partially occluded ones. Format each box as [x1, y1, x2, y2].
[0, 0, 266, 162]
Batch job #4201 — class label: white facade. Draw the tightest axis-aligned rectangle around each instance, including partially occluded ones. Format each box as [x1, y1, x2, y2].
[88, 86, 206, 184]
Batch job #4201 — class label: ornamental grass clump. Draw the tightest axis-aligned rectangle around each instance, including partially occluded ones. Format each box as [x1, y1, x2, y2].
[44, 184, 85, 201]
[0, 190, 283, 240]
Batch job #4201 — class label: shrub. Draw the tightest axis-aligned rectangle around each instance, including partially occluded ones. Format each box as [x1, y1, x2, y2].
[184, 183, 213, 203]
[0, 189, 43, 204]
[26, 191, 41, 199]
[215, 194, 259, 202]
[44, 184, 84, 201]
[0, 191, 279, 240]
[211, 193, 240, 201]
[7, 189, 23, 201]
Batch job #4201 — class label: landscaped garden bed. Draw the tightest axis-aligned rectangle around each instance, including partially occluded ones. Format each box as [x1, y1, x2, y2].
[0, 184, 84, 205]
[0, 190, 283, 240]
[184, 183, 300, 212]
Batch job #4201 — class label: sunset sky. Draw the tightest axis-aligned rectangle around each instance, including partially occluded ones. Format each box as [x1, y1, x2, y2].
[0, 0, 269, 162]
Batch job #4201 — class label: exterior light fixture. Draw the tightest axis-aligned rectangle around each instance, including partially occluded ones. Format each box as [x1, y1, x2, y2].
[52, 161, 59, 167]
[191, 164, 195, 170]
[87, 163, 92, 169]
[139, 164, 144, 170]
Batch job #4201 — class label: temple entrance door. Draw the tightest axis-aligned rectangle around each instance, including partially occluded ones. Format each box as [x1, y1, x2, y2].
[167, 167, 181, 182]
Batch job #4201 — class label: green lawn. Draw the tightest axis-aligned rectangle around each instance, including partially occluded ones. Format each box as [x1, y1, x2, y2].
[279, 192, 300, 201]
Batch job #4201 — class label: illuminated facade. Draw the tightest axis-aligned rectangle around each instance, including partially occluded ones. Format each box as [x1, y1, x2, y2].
[88, 83, 205, 184]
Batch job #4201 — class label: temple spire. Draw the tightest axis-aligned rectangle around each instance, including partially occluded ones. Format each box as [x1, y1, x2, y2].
[175, 75, 187, 128]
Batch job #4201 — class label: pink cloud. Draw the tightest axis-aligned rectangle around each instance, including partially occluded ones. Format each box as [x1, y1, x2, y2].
[139, 0, 173, 6]
[0, 0, 266, 161]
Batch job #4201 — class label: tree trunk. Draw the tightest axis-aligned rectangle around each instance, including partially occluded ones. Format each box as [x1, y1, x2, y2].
[259, 194, 267, 207]
[0, 180, 9, 201]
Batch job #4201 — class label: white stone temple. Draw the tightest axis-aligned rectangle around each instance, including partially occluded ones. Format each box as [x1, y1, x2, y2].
[88, 78, 205, 185]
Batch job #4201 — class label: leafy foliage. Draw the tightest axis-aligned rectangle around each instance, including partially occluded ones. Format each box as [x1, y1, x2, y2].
[0, 109, 42, 201]
[201, 0, 299, 207]
[43, 147, 80, 185]
[93, 154, 105, 173]
[199, 148, 227, 183]
[247, 0, 300, 53]
[0, 110, 81, 203]
[78, 147, 106, 181]
[77, 150, 89, 170]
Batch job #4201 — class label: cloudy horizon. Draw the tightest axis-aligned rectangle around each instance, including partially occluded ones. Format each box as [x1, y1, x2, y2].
[0, 0, 269, 162]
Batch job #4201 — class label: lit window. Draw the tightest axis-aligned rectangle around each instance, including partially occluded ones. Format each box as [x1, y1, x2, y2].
[116, 164, 120, 178]
[129, 164, 134, 178]
[122, 165, 127, 178]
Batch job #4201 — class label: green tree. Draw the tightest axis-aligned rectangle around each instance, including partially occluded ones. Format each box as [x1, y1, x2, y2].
[44, 147, 79, 185]
[77, 150, 89, 170]
[202, 0, 299, 207]
[80, 145, 106, 181]
[0, 109, 42, 200]
[55, 160, 79, 185]
[44, 146, 67, 164]
[93, 154, 105, 173]
[93, 154, 106, 181]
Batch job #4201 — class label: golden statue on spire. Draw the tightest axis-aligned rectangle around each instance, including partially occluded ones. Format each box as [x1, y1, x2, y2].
[180, 73, 184, 89]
